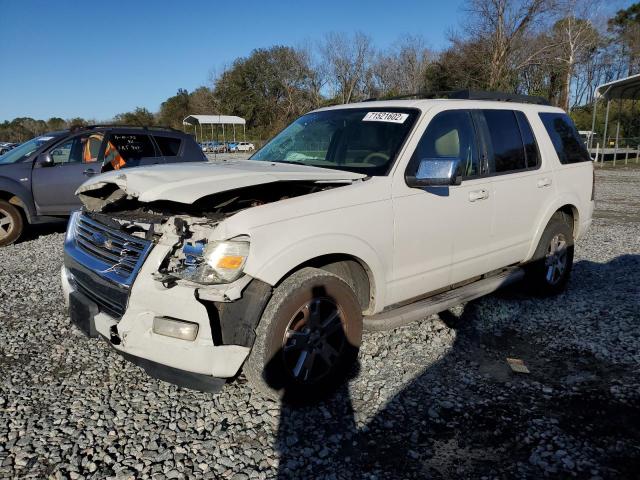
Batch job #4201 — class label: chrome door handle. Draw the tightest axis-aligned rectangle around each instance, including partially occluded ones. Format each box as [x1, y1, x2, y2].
[537, 178, 552, 188]
[469, 189, 489, 202]
[83, 168, 97, 176]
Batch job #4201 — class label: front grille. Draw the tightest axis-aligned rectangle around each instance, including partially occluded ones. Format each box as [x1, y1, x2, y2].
[64, 212, 154, 319]
[75, 275, 126, 318]
[74, 214, 152, 286]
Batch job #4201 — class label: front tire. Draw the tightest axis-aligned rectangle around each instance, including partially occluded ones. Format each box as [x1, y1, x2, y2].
[526, 212, 574, 296]
[0, 200, 24, 247]
[244, 267, 362, 403]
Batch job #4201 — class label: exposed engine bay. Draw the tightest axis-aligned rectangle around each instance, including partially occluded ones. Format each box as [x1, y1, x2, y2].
[80, 181, 352, 288]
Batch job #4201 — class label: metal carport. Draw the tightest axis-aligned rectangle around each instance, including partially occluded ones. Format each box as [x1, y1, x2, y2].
[183, 115, 246, 143]
[590, 73, 640, 163]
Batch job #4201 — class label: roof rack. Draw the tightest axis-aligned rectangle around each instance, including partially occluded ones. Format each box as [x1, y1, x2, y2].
[363, 89, 550, 106]
[81, 124, 182, 132]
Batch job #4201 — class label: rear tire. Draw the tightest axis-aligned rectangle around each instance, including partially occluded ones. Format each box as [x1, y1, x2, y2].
[244, 267, 362, 403]
[526, 212, 574, 296]
[0, 200, 24, 247]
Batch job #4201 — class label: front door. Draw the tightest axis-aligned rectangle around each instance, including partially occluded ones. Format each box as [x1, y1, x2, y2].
[389, 109, 494, 306]
[32, 133, 105, 215]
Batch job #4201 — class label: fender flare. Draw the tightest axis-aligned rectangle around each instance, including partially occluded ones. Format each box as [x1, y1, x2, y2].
[246, 233, 387, 314]
[524, 193, 581, 261]
[0, 177, 36, 222]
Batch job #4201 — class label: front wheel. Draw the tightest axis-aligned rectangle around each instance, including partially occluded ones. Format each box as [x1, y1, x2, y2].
[244, 267, 362, 403]
[526, 212, 574, 296]
[0, 200, 24, 247]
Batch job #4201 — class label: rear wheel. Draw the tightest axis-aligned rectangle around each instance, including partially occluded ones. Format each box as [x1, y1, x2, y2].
[526, 212, 574, 296]
[0, 200, 23, 247]
[244, 267, 362, 403]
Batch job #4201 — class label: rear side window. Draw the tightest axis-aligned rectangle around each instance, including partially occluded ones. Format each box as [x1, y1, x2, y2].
[483, 110, 526, 173]
[410, 110, 480, 177]
[108, 134, 156, 161]
[154, 136, 182, 156]
[539, 113, 591, 164]
[515, 111, 539, 168]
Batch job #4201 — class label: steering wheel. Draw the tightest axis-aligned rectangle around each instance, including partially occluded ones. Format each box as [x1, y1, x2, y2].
[362, 152, 390, 165]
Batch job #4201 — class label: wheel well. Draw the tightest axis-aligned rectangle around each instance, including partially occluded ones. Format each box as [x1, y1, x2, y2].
[277, 254, 374, 313]
[556, 204, 578, 237]
[0, 192, 28, 221]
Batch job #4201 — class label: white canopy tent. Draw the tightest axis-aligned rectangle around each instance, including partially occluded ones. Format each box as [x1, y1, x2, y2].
[183, 115, 246, 143]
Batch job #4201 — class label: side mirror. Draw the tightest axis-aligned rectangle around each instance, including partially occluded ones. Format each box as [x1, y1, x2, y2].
[406, 157, 462, 187]
[39, 153, 55, 167]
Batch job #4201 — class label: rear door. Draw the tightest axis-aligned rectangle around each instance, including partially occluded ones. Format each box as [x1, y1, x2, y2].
[102, 132, 161, 171]
[479, 109, 554, 271]
[32, 133, 105, 214]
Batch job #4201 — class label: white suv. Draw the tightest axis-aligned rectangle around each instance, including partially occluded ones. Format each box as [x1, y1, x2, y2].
[62, 93, 594, 401]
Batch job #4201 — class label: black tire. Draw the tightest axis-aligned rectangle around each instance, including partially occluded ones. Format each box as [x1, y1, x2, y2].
[244, 267, 362, 403]
[0, 200, 24, 247]
[526, 212, 574, 296]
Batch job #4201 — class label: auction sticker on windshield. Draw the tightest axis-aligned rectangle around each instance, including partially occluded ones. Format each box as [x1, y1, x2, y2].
[362, 112, 409, 123]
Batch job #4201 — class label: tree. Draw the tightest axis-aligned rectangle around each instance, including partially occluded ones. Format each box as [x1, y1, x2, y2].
[547, 0, 601, 110]
[464, 0, 553, 90]
[320, 32, 374, 103]
[114, 107, 155, 126]
[67, 117, 88, 129]
[46, 117, 66, 131]
[371, 35, 433, 96]
[189, 86, 218, 114]
[214, 46, 316, 137]
[159, 89, 191, 129]
[608, 2, 640, 76]
[425, 37, 493, 91]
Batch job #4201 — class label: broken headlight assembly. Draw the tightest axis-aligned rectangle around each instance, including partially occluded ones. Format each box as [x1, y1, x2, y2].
[172, 239, 250, 284]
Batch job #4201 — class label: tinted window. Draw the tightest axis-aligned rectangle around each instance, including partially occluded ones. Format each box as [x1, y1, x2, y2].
[515, 111, 539, 168]
[539, 113, 591, 164]
[154, 136, 182, 156]
[50, 133, 103, 165]
[483, 110, 526, 173]
[108, 134, 156, 161]
[410, 110, 479, 177]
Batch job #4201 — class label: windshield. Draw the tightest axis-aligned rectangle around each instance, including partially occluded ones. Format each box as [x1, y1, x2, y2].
[0, 135, 57, 165]
[251, 108, 418, 175]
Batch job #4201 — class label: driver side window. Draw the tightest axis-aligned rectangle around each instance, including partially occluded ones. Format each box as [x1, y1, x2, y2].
[409, 110, 480, 178]
[49, 133, 104, 165]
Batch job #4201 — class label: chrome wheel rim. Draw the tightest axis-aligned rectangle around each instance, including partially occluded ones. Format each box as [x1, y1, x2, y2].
[282, 297, 346, 383]
[0, 207, 14, 241]
[545, 233, 568, 285]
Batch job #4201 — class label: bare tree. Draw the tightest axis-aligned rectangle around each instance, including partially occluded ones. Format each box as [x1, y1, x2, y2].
[298, 42, 329, 108]
[320, 32, 374, 103]
[550, 0, 602, 109]
[465, 0, 554, 90]
[371, 35, 433, 96]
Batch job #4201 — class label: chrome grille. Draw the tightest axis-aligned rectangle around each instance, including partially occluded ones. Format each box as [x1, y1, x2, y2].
[73, 213, 153, 287]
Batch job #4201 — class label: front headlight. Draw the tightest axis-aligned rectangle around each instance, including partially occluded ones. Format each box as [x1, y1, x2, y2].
[174, 239, 250, 284]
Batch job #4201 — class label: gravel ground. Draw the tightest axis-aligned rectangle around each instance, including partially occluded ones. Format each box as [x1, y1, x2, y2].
[1, 165, 639, 479]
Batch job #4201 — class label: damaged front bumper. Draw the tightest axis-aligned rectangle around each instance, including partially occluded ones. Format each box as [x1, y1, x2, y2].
[62, 237, 271, 393]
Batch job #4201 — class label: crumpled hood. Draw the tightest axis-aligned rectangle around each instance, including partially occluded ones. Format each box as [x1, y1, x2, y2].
[76, 159, 366, 210]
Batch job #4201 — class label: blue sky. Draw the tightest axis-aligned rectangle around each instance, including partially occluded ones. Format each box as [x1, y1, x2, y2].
[0, 0, 632, 121]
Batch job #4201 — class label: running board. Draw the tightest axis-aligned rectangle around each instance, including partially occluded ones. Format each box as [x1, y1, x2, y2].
[363, 267, 524, 332]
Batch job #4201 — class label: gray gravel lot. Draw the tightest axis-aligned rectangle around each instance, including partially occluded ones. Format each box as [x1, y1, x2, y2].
[1, 165, 639, 479]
